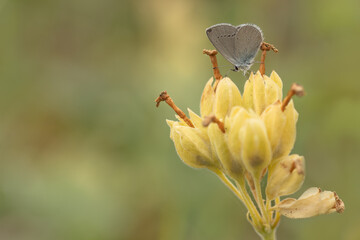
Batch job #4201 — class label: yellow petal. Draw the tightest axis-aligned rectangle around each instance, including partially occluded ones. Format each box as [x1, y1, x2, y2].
[242, 72, 255, 110]
[240, 118, 272, 179]
[166, 119, 175, 129]
[166, 119, 176, 139]
[264, 75, 281, 106]
[226, 108, 252, 163]
[275, 187, 345, 218]
[276, 100, 298, 158]
[214, 77, 242, 120]
[200, 78, 215, 117]
[243, 72, 269, 115]
[174, 115, 187, 126]
[171, 124, 218, 169]
[270, 71, 283, 92]
[252, 72, 266, 115]
[266, 154, 305, 200]
[188, 108, 205, 130]
[228, 106, 243, 120]
[261, 102, 286, 157]
[208, 123, 244, 180]
[178, 126, 210, 158]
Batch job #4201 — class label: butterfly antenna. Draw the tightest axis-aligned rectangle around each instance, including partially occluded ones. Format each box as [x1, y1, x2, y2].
[223, 68, 232, 78]
[213, 64, 233, 70]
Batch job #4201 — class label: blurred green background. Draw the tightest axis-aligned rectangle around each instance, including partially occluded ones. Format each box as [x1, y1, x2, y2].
[0, 0, 359, 239]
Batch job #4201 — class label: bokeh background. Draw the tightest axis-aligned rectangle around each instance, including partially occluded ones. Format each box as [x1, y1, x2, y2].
[0, 0, 359, 239]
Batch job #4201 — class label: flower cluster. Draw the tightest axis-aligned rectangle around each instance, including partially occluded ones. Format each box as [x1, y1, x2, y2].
[162, 71, 344, 239]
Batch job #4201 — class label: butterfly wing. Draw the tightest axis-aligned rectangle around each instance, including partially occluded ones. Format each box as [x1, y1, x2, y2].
[234, 24, 263, 69]
[206, 23, 238, 66]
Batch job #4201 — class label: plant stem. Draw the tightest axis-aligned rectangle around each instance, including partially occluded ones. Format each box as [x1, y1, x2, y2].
[271, 197, 281, 228]
[214, 170, 262, 229]
[214, 170, 278, 240]
[235, 177, 262, 228]
[214, 170, 244, 202]
[254, 177, 268, 223]
[259, 228, 277, 240]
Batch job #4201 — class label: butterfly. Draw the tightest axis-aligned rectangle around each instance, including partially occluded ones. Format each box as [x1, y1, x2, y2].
[206, 23, 263, 72]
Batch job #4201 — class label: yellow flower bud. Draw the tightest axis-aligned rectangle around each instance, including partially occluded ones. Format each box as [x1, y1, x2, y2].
[270, 71, 283, 93]
[214, 77, 242, 120]
[278, 100, 298, 158]
[242, 73, 255, 110]
[240, 118, 272, 179]
[261, 100, 298, 159]
[275, 187, 345, 218]
[188, 109, 207, 134]
[243, 72, 282, 115]
[252, 72, 266, 115]
[264, 75, 282, 107]
[226, 107, 253, 163]
[243, 72, 266, 115]
[200, 78, 215, 117]
[208, 123, 244, 180]
[167, 121, 219, 170]
[266, 154, 305, 200]
[261, 102, 286, 155]
[166, 119, 176, 140]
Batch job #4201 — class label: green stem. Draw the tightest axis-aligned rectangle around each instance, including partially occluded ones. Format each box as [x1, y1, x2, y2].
[271, 197, 281, 228]
[259, 228, 277, 240]
[214, 170, 244, 203]
[254, 177, 268, 223]
[266, 197, 272, 224]
[235, 177, 262, 228]
[213, 170, 262, 229]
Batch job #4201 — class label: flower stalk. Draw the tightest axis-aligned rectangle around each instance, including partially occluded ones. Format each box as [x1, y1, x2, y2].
[203, 49, 223, 87]
[281, 83, 305, 111]
[202, 114, 225, 133]
[259, 42, 278, 76]
[155, 91, 194, 127]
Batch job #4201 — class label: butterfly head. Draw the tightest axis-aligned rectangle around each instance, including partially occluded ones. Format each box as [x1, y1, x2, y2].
[233, 62, 252, 73]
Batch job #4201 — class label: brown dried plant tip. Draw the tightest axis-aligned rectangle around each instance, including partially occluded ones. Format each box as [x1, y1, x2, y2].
[287, 158, 304, 175]
[155, 91, 168, 108]
[202, 114, 225, 133]
[155, 91, 195, 128]
[203, 49, 222, 89]
[203, 49, 218, 56]
[334, 192, 345, 213]
[259, 42, 278, 76]
[260, 42, 279, 53]
[281, 83, 305, 111]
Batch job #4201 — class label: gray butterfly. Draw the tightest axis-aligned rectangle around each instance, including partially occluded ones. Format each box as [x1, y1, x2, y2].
[206, 23, 263, 72]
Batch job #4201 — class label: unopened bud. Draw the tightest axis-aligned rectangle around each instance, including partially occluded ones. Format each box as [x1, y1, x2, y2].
[213, 77, 242, 120]
[226, 107, 253, 162]
[167, 121, 219, 170]
[200, 78, 216, 117]
[262, 100, 298, 159]
[208, 123, 244, 181]
[264, 75, 282, 107]
[243, 72, 265, 115]
[243, 71, 282, 115]
[239, 118, 272, 179]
